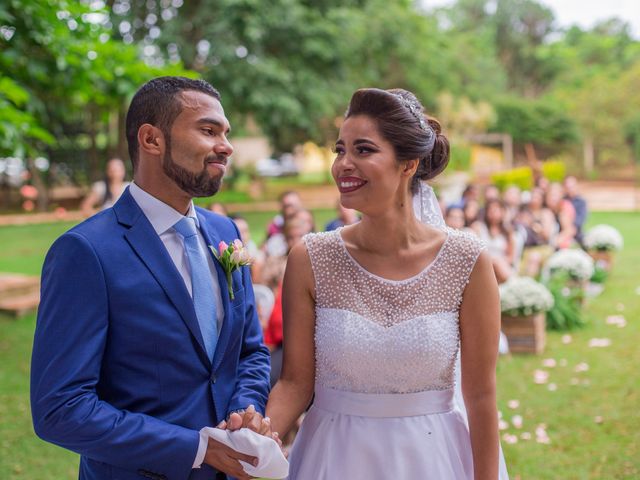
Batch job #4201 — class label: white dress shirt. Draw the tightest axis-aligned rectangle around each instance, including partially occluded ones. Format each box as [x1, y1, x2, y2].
[128, 182, 223, 468]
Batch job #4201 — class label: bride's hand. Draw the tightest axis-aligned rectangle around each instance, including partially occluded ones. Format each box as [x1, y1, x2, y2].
[219, 409, 286, 455]
[226, 404, 263, 433]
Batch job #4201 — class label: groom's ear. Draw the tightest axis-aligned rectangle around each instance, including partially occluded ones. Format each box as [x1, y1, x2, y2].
[138, 124, 165, 157]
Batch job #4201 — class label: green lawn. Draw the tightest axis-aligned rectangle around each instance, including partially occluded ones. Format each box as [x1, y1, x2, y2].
[0, 211, 638, 479]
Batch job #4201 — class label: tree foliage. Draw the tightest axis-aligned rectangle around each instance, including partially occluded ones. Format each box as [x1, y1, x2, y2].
[2, 0, 640, 202]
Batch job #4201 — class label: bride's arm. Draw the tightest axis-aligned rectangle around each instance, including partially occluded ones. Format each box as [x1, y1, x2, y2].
[266, 242, 316, 437]
[460, 250, 501, 480]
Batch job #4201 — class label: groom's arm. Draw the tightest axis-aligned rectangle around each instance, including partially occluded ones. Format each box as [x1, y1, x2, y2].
[31, 232, 198, 480]
[225, 261, 271, 417]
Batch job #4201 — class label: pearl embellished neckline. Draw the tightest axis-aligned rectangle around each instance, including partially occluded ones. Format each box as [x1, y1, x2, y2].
[336, 228, 451, 285]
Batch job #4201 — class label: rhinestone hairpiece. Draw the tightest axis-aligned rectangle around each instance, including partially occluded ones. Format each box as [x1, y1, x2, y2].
[393, 94, 435, 143]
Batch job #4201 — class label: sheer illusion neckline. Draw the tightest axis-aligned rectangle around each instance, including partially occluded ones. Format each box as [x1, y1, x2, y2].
[336, 228, 450, 285]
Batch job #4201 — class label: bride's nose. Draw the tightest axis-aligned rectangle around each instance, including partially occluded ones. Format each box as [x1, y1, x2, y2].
[333, 153, 355, 176]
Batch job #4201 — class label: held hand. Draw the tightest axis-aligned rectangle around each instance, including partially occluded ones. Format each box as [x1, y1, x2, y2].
[219, 407, 286, 456]
[227, 404, 264, 433]
[203, 436, 258, 480]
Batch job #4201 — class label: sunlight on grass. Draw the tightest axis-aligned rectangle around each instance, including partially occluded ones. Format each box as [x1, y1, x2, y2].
[1, 211, 638, 478]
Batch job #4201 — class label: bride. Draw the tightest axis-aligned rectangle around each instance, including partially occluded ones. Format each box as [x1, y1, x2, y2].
[266, 87, 509, 479]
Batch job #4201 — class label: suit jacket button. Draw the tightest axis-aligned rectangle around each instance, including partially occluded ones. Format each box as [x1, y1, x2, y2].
[210, 372, 216, 384]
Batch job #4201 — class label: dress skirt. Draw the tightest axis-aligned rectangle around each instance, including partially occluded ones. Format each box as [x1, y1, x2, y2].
[287, 386, 474, 479]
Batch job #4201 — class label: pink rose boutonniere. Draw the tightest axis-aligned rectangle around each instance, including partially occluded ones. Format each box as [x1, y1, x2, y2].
[210, 240, 252, 300]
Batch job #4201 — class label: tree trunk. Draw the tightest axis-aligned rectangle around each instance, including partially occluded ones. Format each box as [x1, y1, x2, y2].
[117, 103, 128, 162]
[88, 104, 100, 182]
[583, 136, 595, 175]
[524, 142, 538, 165]
[26, 157, 48, 212]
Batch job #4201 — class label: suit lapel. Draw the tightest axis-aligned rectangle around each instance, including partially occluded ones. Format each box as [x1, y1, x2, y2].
[115, 191, 210, 365]
[197, 210, 235, 368]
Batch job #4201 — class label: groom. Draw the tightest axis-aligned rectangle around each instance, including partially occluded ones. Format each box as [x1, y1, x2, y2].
[31, 77, 271, 480]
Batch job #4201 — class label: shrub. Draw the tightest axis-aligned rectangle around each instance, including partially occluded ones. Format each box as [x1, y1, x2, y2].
[491, 166, 533, 192]
[584, 224, 624, 252]
[499, 276, 554, 316]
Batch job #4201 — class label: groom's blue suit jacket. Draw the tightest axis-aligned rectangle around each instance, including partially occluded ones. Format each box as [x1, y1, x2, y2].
[31, 189, 271, 480]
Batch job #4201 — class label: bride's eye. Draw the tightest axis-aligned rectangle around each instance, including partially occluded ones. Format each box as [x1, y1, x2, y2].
[332, 145, 345, 155]
[356, 146, 374, 154]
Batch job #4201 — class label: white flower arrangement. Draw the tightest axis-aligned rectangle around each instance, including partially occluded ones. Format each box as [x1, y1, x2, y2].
[584, 224, 624, 252]
[544, 248, 595, 281]
[499, 276, 555, 317]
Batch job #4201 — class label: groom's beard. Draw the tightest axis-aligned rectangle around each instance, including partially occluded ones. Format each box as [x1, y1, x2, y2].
[162, 141, 223, 198]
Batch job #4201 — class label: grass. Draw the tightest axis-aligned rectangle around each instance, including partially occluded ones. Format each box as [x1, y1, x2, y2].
[497, 212, 640, 479]
[0, 212, 639, 479]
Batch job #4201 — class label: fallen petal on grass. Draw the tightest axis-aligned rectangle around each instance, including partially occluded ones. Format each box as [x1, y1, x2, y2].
[574, 362, 589, 372]
[507, 400, 520, 409]
[535, 424, 551, 444]
[512, 415, 523, 429]
[533, 369, 549, 384]
[606, 315, 627, 328]
[588, 338, 612, 348]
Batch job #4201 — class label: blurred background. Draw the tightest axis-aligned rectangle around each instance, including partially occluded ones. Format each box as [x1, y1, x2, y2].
[1, 1, 639, 478]
[2, 0, 640, 213]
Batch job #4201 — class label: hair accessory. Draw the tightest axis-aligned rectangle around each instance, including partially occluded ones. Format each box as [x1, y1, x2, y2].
[393, 94, 436, 141]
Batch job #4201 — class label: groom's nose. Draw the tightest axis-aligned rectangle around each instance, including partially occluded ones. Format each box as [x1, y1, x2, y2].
[214, 134, 233, 158]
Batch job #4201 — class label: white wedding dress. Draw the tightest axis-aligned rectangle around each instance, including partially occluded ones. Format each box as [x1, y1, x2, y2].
[287, 227, 509, 479]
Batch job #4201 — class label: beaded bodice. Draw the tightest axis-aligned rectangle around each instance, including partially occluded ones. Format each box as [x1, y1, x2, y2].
[304, 228, 484, 394]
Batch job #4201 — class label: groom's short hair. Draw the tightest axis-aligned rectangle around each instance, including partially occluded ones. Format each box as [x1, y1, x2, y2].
[126, 76, 221, 171]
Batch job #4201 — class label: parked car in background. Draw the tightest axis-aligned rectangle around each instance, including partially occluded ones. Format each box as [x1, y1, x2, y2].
[255, 153, 299, 177]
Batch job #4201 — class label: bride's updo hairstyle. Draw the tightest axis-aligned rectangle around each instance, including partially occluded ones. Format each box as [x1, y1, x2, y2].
[344, 88, 449, 192]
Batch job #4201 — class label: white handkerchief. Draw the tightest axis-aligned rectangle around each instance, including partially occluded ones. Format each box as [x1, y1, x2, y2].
[201, 427, 289, 479]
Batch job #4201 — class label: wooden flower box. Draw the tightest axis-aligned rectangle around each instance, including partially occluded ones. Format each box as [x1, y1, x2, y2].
[588, 250, 614, 272]
[501, 312, 546, 354]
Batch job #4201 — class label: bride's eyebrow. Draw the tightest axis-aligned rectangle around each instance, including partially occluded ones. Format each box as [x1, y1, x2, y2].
[354, 138, 378, 147]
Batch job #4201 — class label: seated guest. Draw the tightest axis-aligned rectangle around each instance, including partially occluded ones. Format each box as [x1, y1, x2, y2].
[545, 182, 576, 249]
[445, 206, 465, 230]
[502, 185, 522, 227]
[513, 204, 555, 277]
[483, 184, 500, 203]
[471, 199, 515, 283]
[230, 214, 264, 281]
[563, 175, 588, 245]
[528, 187, 556, 244]
[325, 201, 359, 231]
[208, 202, 228, 216]
[449, 183, 479, 209]
[265, 190, 303, 239]
[260, 211, 314, 290]
[462, 198, 481, 227]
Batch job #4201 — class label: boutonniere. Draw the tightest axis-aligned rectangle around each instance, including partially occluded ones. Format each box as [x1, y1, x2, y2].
[210, 240, 252, 300]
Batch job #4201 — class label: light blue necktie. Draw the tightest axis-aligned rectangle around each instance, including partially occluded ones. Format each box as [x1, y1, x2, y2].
[173, 216, 218, 362]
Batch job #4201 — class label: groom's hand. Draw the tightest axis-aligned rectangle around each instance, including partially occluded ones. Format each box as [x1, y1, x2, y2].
[227, 404, 264, 433]
[203, 437, 257, 480]
[224, 405, 284, 452]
